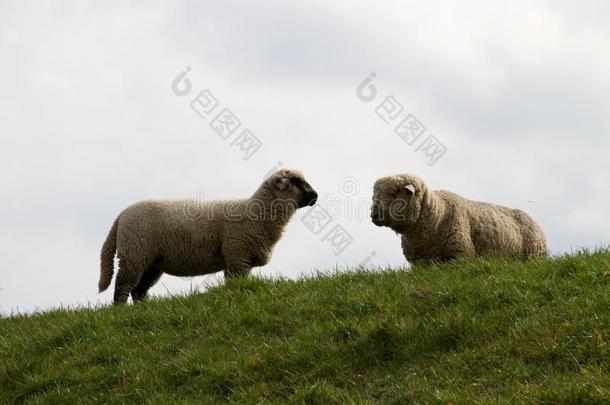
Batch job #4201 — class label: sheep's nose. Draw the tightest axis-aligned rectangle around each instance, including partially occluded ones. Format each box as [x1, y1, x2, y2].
[371, 205, 382, 224]
[308, 191, 318, 206]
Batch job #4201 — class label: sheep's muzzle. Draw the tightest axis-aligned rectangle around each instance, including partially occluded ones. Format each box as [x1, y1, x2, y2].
[300, 190, 318, 208]
[371, 203, 384, 226]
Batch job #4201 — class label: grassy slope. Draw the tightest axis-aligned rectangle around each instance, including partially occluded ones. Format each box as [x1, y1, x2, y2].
[1, 252, 609, 404]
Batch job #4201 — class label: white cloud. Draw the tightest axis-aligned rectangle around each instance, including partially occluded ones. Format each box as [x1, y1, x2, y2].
[1, 1, 608, 313]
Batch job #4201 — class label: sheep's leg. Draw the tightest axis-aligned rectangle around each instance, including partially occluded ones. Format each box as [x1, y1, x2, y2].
[223, 258, 252, 280]
[224, 265, 252, 279]
[221, 240, 252, 280]
[131, 265, 163, 302]
[443, 220, 475, 260]
[113, 256, 146, 304]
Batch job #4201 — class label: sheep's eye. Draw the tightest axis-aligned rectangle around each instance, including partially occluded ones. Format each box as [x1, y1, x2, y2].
[290, 178, 303, 189]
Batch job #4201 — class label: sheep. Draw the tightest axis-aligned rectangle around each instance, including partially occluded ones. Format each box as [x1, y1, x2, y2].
[98, 169, 318, 304]
[370, 173, 547, 263]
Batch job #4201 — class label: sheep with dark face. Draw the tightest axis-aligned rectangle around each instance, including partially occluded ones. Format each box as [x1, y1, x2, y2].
[99, 169, 318, 304]
[371, 173, 547, 263]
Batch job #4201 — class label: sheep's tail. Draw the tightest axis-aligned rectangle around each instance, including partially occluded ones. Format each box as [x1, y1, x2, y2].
[99, 216, 119, 293]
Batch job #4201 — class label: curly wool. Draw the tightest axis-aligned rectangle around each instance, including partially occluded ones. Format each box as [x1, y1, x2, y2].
[99, 169, 317, 304]
[371, 174, 547, 263]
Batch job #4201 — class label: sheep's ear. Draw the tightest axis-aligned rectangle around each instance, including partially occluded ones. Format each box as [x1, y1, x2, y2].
[404, 184, 415, 194]
[275, 177, 290, 191]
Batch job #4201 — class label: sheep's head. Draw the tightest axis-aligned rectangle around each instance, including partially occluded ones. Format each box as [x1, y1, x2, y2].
[265, 169, 318, 208]
[371, 174, 426, 232]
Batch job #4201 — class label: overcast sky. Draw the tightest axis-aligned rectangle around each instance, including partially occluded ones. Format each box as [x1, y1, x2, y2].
[1, 1, 609, 314]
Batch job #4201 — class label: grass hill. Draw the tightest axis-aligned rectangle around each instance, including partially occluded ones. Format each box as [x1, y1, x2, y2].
[1, 251, 609, 403]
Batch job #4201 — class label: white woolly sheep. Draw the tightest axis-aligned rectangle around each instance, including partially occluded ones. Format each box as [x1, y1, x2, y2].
[99, 169, 318, 304]
[371, 173, 547, 263]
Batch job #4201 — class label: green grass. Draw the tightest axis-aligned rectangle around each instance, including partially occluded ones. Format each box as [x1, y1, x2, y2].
[1, 251, 609, 404]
